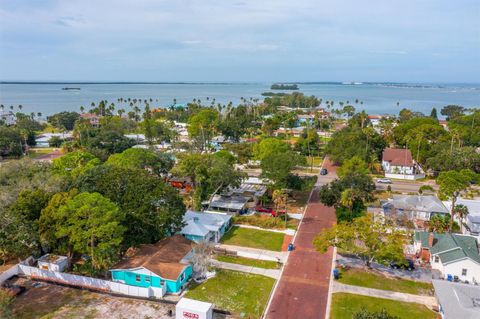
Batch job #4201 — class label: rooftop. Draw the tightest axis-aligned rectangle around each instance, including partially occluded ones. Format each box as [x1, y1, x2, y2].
[382, 148, 414, 166]
[207, 194, 249, 211]
[181, 211, 231, 237]
[38, 254, 68, 264]
[111, 235, 194, 280]
[430, 233, 480, 264]
[386, 195, 449, 214]
[433, 280, 480, 319]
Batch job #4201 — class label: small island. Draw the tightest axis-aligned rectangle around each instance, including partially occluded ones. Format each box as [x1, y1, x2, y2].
[270, 83, 299, 90]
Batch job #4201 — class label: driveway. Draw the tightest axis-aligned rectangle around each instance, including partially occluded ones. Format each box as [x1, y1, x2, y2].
[336, 254, 433, 283]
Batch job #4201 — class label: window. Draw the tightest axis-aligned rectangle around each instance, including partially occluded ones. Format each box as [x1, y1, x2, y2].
[135, 275, 141, 282]
[462, 269, 468, 276]
[145, 277, 151, 283]
[180, 272, 185, 282]
[434, 256, 439, 263]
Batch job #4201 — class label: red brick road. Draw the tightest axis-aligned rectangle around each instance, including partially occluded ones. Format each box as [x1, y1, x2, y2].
[265, 160, 336, 319]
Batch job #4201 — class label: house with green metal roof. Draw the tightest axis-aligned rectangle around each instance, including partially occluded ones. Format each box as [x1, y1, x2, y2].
[415, 231, 480, 283]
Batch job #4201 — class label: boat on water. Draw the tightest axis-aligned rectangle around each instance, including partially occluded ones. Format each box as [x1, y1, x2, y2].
[61, 87, 81, 90]
[341, 81, 363, 85]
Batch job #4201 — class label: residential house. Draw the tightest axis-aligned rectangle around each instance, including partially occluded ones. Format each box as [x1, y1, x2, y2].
[368, 115, 383, 127]
[203, 194, 249, 215]
[35, 133, 73, 148]
[443, 199, 480, 237]
[433, 280, 480, 319]
[382, 148, 425, 180]
[110, 235, 195, 294]
[80, 113, 101, 127]
[167, 176, 193, 193]
[382, 195, 449, 229]
[226, 177, 268, 208]
[414, 231, 480, 283]
[179, 211, 232, 243]
[297, 114, 315, 125]
[0, 111, 16, 126]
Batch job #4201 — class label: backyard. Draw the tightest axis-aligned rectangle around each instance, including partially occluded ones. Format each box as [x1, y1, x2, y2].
[185, 269, 275, 319]
[330, 293, 437, 319]
[220, 226, 285, 251]
[215, 255, 281, 269]
[337, 268, 434, 295]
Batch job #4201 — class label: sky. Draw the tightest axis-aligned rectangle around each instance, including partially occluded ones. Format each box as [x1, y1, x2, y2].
[0, 0, 479, 82]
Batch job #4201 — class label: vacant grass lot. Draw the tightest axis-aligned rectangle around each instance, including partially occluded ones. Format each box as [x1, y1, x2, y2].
[186, 269, 275, 319]
[215, 255, 280, 269]
[331, 293, 437, 319]
[27, 148, 55, 159]
[233, 215, 299, 230]
[220, 226, 285, 251]
[337, 268, 433, 295]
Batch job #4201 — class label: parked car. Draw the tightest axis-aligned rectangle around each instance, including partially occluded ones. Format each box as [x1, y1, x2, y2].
[256, 206, 285, 217]
[389, 259, 415, 271]
[320, 168, 328, 175]
[377, 178, 392, 184]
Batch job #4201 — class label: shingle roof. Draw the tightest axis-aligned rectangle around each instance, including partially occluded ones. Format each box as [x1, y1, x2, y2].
[180, 211, 231, 237]
[388, 195, 449, 214]
[430, 234, 480, 264]
[414, 231, 446, 248]
[382, 148, 413, 166]
[111, 235, 194, 280]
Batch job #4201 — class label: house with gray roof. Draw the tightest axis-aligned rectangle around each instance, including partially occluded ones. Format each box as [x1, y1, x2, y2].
[417, 231, 480, 283]
[179, 211, 231, 243]
[443, 198, 480, 237]
[203, 194, 249, 215]
[433, 279, 480, 319]
[383, 195, 449, 229]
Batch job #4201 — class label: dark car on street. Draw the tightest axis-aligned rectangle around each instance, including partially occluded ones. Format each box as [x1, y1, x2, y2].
[390, 259, 415, 271]
[320, 168, 328, 175]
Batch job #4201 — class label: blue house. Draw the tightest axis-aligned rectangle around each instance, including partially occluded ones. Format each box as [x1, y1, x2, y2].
[179, 210, 232, 243]
[110, 235, 194, 294]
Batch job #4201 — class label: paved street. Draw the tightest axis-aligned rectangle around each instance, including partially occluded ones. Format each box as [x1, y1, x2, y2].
[264, 158, 337, 319]
[374, 179, 438, 193]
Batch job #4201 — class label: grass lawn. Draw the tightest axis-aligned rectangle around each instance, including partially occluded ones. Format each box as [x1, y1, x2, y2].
[331, 293, 437, 319]
[186, 269, 275, 319]
[27, 148, 55, 159]
[215, 255, 280, 269]
[233, 214, 299, 230]
[220, 226, 285, 251]
[337, 268, 433, 295]
[305, 155, 324, 167]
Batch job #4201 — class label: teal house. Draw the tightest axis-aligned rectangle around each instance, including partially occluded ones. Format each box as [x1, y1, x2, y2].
[110, 235, 195, 294]
[179, 210, 232, 243]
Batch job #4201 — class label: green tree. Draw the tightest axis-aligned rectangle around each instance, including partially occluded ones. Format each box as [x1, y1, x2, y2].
[172, 153, 245, 210]
[187, 109, 219, 151]
[0, 127, 24, 157]
[52, 150, 101, 179]
[436, 169, 478, 231]
[441, 105, 465, 120]
[430, 107, 438, 119]
[337, 156, 370, 178]
[55, 192, 125, 270]
[75, 165, 186, 247]
[47, 111, 80, 130]
[106, 148, 174, 176]
[314, 215, 406, 267]
[0, 289, 14, 319]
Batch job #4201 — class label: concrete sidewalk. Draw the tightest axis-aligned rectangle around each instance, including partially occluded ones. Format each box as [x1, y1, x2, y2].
[211, 260, 281, 279]
[216, 244, 287, 262]
[331, 282, 437, 308]
[233, 224, 296, 236]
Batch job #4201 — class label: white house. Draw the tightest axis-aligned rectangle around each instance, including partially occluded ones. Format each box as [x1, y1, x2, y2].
[382, 148, 425, 180]
[0, 111, 16, 126]
[428, 233, 480, 283]
[37, 254, 69, 272]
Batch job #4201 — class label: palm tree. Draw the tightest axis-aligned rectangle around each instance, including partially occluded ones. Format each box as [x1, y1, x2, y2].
[80, 106, 85, 113]
[0, 104, 4, 112]
[10, 105, 14, 111]
[37, 112, 42, 118]
[453, 204, 469, 233]
[19, 105, 23, 111]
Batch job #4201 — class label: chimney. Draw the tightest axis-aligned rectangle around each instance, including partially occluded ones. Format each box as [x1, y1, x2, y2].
[428, 232, 434, 247]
